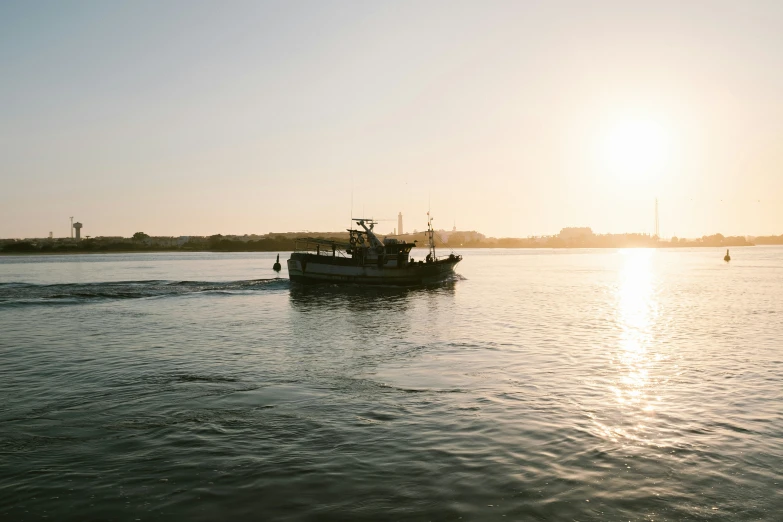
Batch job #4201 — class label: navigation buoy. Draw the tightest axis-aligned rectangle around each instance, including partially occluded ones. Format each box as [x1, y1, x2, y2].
[273, 254, 282, 272]
[724, 249, 731, 262]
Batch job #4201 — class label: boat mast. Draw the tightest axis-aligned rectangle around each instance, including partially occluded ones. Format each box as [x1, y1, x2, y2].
[427, 212, 436, 260]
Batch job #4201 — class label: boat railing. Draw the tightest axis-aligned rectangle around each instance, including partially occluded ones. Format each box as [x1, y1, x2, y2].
[294, 237, 352, 257]
[425, 252, 462, 263]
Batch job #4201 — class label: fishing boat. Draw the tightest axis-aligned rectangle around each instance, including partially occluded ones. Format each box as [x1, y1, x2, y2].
[287, 214, 462, 285]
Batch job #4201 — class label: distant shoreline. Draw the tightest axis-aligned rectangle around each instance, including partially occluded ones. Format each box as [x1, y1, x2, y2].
[1, 244, 773, 257]
[5, 230, 782, 254]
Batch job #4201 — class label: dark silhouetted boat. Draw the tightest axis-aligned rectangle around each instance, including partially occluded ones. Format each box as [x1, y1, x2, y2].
[287, 214, 461, 285]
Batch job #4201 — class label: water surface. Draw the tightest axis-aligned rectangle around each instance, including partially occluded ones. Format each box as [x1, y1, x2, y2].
[1, 249, 781, 520]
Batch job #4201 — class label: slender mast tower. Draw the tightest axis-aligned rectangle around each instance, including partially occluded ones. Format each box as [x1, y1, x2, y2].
[654, 198, 660, 239]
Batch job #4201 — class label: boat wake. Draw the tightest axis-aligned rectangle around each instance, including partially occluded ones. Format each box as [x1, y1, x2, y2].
[0, 278, 290, 307]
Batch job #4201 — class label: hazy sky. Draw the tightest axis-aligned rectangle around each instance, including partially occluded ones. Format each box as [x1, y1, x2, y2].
[1, 0, 781, 238]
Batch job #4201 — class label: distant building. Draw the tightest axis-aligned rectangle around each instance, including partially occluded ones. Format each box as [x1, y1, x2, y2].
[558, 227, 593, 240]
[73, 222, 83, 241]
[437, 230, 485, 244]
[398, 212, 403, 236]
[461, 231, 485, 242]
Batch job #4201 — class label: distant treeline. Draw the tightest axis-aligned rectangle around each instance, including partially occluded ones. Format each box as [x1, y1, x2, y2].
[401, 231, 765, 249]
[484, 233, 756, 249]
[2, 232, 782, 254]
[200, 235, 333, 252]
[0, 234, 333, 254]
[416, 233, 757, 249]
[752, 235, 783, 245]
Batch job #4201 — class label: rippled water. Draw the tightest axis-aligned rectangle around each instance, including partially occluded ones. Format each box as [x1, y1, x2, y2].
[1, 249, 781, 521]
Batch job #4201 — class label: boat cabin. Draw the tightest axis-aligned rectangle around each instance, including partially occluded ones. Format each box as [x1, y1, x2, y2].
[293, 219, 417, 268]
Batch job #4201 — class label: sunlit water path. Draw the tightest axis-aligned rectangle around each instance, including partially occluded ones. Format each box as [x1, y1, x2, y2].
[1, 249, 781, 520]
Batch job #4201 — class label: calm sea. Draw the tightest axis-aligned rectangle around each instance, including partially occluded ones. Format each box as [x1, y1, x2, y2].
[1, 248, 781, 521]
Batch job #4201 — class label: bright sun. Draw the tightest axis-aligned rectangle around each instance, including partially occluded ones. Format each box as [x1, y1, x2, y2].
[603, 119, 670, 180]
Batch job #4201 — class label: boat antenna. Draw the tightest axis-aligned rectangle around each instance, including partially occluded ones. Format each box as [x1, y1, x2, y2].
[350, 175, 353, 229]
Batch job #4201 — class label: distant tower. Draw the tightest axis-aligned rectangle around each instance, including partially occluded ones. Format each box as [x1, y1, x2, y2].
[393, 228, 396, 235]
[654, 198, 660, 239]
[398, 212, 403, 235]
[453, 219, 456, 233]
[49, 231, 53, 239]
[70, 216, 74, 239]
[73, 222, 83, 241]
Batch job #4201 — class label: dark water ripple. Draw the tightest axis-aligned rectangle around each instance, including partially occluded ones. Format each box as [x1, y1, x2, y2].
[0, 278, 288, 306]
[1, 250, 782, 520]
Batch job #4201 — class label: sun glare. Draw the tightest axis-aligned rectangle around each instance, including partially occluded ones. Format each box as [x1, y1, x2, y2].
[602, 119, 670, 181]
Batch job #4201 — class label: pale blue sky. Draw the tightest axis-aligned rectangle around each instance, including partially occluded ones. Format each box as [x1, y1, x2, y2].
[1, 0, 782, 238]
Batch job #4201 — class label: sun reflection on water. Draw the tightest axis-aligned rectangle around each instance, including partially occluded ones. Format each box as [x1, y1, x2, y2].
[596, 249, 663, 444]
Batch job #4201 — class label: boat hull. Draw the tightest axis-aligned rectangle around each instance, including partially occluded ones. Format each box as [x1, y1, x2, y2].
[287, 254, 460, 285]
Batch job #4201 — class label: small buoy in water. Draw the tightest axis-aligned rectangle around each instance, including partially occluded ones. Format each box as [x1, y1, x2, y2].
[724, 249, 731, 262]
[273, 254, 282, 272]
